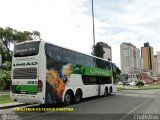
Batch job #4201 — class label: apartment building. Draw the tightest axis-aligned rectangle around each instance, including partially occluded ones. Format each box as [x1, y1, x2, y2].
[120, 42, 140, 81]
[141, 42, 155, 71]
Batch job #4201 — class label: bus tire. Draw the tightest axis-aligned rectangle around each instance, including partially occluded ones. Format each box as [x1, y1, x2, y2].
[108, 87, 112, 95]
[64, 91, 72, 106]
[74, 90, 82, 103]
[104, 87, 108, 97]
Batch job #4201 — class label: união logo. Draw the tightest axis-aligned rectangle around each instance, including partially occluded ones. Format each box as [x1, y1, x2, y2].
[13, 62, 38, 67]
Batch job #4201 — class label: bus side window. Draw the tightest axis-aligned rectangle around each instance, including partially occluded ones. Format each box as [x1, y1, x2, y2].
[85, 56, 94, 66]
[105, 61, 111, 70]
[63, 49, 76, 64]
[76, 53, 85, 65]
[82, 75, 96, 85]
[97, 76, 112, 84]
[93, 58, 96, 67]
[96, 59, 106, 69]
[45, 44, 62, 61]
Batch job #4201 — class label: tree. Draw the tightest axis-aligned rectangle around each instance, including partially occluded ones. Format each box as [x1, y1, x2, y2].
[0, 27, 41, 62]
[0, 43, 12, 62]
[0, 61, 12, 90]
[1, 61, 11, 71]
[116, 66, 121, 76]
[92, 42, 105, 58]
[113, 64, 121, 84]
[108, 58, 111, 61]
[0, 69, 11, 90]
[0, 27, 42, 90]
[0, 27, 41, 90]
[32, 31, 41, 40]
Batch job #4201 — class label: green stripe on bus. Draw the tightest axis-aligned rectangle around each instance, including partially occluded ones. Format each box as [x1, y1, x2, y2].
[72, 64, 112, 77]
[12, 85, 37, 93]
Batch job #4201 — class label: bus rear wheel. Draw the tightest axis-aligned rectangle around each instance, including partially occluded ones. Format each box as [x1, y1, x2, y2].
[64, 91, 72, 106]
[74, 90, 82, 103]
[104, 88, 108, 97]
[108, 87, 112, 95]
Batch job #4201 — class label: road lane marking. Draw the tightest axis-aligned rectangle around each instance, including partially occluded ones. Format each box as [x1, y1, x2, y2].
[119, 98, 151, 120]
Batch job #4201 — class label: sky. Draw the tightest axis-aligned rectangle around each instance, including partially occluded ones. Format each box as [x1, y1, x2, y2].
[0, 0, 160, 68]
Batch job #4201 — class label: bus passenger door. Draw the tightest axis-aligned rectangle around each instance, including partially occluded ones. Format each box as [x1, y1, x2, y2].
[99, 77, 105, 96]
[99, 84, 105, 96]
[97, 77, 101, 96]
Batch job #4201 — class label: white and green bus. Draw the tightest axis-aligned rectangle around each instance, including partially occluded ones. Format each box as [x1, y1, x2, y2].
[11, 40, 117, 105]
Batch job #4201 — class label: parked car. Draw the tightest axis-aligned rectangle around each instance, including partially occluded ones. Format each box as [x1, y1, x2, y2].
[123, 81, 130, 86]
[117, 81, 123, 85]
[129, 81, 136, 86]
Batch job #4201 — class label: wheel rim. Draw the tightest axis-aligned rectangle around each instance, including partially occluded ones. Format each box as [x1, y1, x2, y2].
[76, 94, 80, 102]
[65, 94, 71, 104]
[109, 88, 112, 95]
[104, 89, 107, 96]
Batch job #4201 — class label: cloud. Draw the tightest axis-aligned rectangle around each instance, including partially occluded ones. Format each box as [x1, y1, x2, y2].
[1, 0, 160, 68]
[86, 0, 160, 67]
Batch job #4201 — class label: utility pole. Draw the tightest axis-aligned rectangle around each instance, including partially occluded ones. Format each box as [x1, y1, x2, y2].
[131, 67, 132, 82]
[91, 0, 96, 55]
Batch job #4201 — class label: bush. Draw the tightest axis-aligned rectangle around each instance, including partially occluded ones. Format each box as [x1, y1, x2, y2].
[136, 81, 144, 86]
[2, 61, 11, 71]
[0, 69, 11, 90]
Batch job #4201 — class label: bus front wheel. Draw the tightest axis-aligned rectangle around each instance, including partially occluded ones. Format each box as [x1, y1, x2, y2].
[108, 87, 112, 95]
[64, 91, 72, 106]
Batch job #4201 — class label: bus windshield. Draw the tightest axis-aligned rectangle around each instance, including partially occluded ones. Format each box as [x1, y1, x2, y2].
[14, 41, 40, 57]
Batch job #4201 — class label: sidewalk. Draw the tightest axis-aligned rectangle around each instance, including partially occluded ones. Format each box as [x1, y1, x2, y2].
[0, 102, 27, 109]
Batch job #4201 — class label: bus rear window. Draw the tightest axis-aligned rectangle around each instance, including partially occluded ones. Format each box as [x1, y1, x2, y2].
[14, 41, 40, 57]
[13, 67, 37, 79]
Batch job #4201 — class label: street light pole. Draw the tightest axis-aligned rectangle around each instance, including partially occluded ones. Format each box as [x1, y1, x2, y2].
[92, 0, 96, 54]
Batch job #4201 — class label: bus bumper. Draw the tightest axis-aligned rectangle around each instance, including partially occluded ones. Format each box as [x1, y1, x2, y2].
[10, 93, 45, 104]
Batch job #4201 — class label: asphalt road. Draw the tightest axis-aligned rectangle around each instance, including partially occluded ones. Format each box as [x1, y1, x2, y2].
[1, 89, 160, 120]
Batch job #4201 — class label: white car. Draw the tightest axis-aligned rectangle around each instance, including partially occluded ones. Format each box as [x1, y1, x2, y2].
[129, 82, 136, 86]
[117, 82, 123, 85]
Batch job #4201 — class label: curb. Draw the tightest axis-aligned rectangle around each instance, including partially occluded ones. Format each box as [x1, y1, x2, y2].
[124, 88, 140, 90]
[124, 88, 160, 90]
[0, 103, 28, 110]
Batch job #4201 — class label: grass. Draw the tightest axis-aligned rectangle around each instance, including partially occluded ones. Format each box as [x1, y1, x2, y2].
[117, 83, 160, 91]
[134, 83, 160, 89]
[117, 87, 125, 91]
[0, 94, 13, 104]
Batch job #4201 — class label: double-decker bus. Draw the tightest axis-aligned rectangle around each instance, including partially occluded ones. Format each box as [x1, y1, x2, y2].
[11, 40, 117, 105]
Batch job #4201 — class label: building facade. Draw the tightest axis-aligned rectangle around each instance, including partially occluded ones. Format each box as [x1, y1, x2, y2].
[140, 57, 144, 72]
[154, 51, 160, 75]
[120, 42, 140, 81]
[141, 42, 155, 71]
[98, 42, 112, 61]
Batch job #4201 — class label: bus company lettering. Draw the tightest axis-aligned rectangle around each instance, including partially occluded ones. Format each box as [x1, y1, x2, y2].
[90, 68, 110, 76]
[15, 48, 28, 53]
[15, 47, 36, 53]
[13, 62, 38, 67]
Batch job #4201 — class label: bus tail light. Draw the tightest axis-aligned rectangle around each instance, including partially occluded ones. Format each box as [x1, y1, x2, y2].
[38, 80, 43, 92]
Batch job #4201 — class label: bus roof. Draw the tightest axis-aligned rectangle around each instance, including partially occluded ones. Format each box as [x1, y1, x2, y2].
[16, 40, 112, 63]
